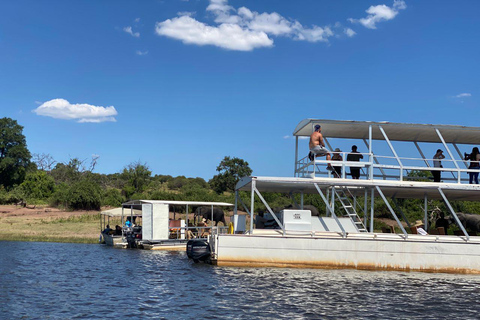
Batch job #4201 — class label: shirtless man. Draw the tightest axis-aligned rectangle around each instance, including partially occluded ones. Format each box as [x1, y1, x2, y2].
[309, 125, 332, 167]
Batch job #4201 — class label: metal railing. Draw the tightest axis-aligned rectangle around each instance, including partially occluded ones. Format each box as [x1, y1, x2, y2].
[296, 152, 480, 184]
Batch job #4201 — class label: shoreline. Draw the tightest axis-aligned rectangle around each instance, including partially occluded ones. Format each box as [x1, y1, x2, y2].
[0, 205, 101, 244]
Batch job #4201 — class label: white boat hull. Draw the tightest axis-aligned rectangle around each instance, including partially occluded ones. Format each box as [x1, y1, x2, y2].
[213, 231, 480, 274]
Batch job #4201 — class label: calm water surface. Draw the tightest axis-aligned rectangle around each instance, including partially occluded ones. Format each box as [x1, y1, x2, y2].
[1, 241, 479, 319]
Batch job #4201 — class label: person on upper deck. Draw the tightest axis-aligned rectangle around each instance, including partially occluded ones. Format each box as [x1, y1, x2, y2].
[347, 145, 363, 179]
[432, 149, 445, 183]
[331, 148, 343, 178]
[464, 147, 480, 184]
[308, 125, 332, 170]
[125, 217, 132, 228]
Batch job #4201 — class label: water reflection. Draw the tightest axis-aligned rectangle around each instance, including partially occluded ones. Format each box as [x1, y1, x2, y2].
[0, 241, 478, 319]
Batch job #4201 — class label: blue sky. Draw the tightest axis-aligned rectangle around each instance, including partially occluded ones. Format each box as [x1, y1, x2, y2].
[0, 0, 478, 180]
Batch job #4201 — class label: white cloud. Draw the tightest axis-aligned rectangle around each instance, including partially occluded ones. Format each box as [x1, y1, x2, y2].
[349, 0, 406, 29]
[155, 0, 404, 51]
[136, 50, 149, 55]
[283, 135, 290, 139]
[177, 11, 196, 17]
[155, 16, 273, 51]
[344, 28, 356, 37]
[123, 26, 140, 37]
[455, 93, 472, 98]
[33, 99, 118, 123]
[155, 0, 336, 50]
[134, 18, 140, 23]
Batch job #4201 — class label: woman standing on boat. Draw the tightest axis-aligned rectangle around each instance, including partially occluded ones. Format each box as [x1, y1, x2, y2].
[464, 147, 480, 184]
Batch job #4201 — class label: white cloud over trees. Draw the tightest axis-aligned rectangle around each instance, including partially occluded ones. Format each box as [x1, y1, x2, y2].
[33, 99, 118, 123]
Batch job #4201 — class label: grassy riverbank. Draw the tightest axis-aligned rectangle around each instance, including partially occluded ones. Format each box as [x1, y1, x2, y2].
[0, 205, 101, 244]
[0, 205, 408, 244]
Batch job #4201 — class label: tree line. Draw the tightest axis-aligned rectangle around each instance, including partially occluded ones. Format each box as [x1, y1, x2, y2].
[1, 117, 479, 224]
[0, 117, 253, 211]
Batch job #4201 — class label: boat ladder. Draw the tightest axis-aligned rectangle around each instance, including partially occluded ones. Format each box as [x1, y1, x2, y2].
[333, 187, 367, 232]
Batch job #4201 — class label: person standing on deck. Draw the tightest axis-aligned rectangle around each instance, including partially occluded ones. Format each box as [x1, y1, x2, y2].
[347, 145, 363, 179]
[432, 149, 445, 182]
[464, 147, 480, 184]
[308, 125, 332, 170]
[331, 148, 343, 178]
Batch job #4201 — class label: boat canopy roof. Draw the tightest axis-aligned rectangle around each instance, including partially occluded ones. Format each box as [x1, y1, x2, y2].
[236, 176, 480, 201]
[101, 207, 142, 217]
[122, 200, 234, 210]
[293, 119, 480, 144]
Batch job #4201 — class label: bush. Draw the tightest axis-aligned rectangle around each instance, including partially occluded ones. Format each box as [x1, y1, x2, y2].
[67, 179, 102, 210]
[103, 188, 124, 207]
[49, 183, 70, 208]
[19, 171, 56, 203]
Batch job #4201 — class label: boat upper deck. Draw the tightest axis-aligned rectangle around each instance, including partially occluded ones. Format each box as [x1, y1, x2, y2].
[293, 119, 480, 185]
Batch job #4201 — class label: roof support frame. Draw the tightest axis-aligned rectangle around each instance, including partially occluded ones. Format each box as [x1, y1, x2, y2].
[363, 138, 387, 180]
[452, 143, 469, 169]
[438, 187, 469, 241]
[424, 194, 428, 230]
[379, 126, 404, 180]
[364, 188, 368, 227]
[392, 197, 412, 228]
[370, 188, 374, 232]
[369, 125, 374, 180]
[375, 186, 408, 238]
[250, 179, 255, 234]
[294, 136, 299, 176]
[253, 187, 285, 236]
[414, 141, 430, 168]
[435, 128, 460, 183]
[314, 183, 346, 237]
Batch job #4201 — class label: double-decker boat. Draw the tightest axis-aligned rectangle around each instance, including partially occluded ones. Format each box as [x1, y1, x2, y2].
[196, 119, 480, 274]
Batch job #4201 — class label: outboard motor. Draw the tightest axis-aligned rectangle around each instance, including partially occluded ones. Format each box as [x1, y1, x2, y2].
[124, 228, 137, 248]
[186, 239, 211, 263]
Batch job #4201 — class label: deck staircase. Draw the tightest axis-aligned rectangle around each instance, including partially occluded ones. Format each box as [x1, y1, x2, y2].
[333, 186, 367, 232]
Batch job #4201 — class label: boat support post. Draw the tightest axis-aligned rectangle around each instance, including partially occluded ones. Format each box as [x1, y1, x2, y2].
[424, 194, 428, 230]
[250, 180, 255, 234]
[314, 183, 346, 237]
[391, 197, 412, 228]
[253, 188, 285, 236]
[376, 186, 408, 238]
[370, 188, 374, 232]
[438, 187, 469, 240]
[379, 126, 404, 181]
[363, 138, 387, 180]
[435, 128, 460, 183]
[364, 188, 368, 228]
[453, 143, 469, 169]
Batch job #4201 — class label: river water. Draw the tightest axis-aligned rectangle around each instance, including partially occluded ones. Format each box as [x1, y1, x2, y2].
[1, 241, 479, 320]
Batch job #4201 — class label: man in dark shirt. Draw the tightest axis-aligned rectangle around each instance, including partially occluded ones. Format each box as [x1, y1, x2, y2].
[347, 145, 363, 179]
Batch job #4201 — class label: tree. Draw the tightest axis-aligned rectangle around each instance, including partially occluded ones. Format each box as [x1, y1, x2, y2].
[121, 161, 151, 198]
[50, 158, 83, 184]
[67, 178, 102, 210]
[0, 118, 31, 189]
[32, 153, 56, 171]
[209, 156, 253, 194]
[19, 171, 56, 203]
